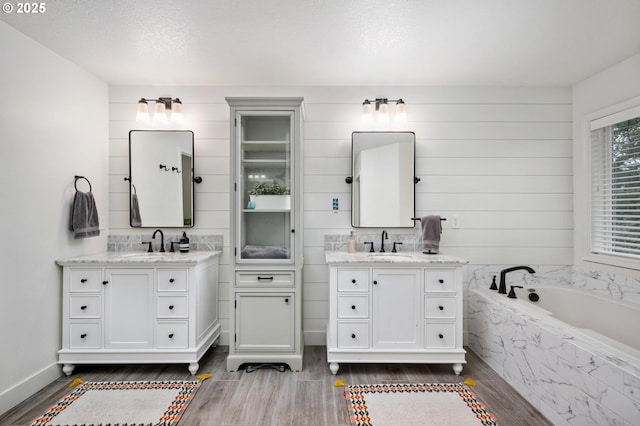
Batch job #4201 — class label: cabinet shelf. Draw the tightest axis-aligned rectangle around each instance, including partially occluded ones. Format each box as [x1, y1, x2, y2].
[242, 140, 289, 151]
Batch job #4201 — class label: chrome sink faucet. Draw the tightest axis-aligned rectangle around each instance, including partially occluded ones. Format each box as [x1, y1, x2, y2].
[498, 265, 535, 294]
[380, 230, 388, 252]
[152, 229, 165, 252]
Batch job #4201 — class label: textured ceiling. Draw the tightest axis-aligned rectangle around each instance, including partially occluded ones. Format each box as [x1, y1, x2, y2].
[2, 0, 640, 86]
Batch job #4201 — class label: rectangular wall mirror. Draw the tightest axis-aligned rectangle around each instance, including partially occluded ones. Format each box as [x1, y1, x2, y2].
[128, 130, 195, 228]
[351, 131, 416, 228]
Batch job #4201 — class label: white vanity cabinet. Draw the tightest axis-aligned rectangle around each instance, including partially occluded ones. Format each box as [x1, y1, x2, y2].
[325, 252, 467, 375]
[226, 97, 304, 372]
[57, 252, 221, 375]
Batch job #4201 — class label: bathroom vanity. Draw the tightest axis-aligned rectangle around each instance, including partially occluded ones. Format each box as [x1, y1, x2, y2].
[325, 251, 467, 375]
[56, 251, 221, 375]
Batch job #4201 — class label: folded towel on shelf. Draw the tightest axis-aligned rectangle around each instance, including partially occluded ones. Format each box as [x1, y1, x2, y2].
[241, 245, 290, 259]
[421, 215, 442, 253]
[130, 193, 142, 227]
[69, 191, 100, 239]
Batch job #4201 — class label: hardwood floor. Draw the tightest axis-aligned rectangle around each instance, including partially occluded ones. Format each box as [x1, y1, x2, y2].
[0, 346, 552, 426]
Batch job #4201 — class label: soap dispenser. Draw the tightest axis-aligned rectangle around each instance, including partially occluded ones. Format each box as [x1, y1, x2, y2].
[179, 232, 190, 253]
[347, 231, 357, 253]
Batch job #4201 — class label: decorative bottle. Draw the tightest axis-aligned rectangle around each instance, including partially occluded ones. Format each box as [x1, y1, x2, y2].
[179, 232, 190, 253]
[347, 231, 357, 253]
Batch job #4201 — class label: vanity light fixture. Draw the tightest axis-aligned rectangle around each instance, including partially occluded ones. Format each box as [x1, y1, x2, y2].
[361, 98, 407, 124]
[135, 97, 184, 123]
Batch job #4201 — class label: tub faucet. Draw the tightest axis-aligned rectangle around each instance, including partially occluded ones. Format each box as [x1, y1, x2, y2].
[152, 229, 165, 252]
[498, 265, 535, 294]
[380, 230, 388, 252]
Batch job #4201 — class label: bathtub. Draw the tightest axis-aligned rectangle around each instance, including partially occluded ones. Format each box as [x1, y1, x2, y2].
[468, 284, 640, 425]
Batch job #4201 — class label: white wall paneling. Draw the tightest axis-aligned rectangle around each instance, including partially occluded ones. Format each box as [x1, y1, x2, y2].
[109, 85, 572, 346]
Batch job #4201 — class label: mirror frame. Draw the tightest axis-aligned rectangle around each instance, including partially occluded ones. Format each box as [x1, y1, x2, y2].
[349, 131, 417, 228]
[128, 130, 195, 228]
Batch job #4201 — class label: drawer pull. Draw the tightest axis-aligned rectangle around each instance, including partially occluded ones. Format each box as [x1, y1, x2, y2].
[80, 305, 87, 310]
[351, 305, 356, 310]
[351, 333, 356, 339]
[373, 280, 378, 285]
[438, 279, 444, 284]
[284, 298, 289, 303]
[168, 333, 174, 339]
[80, 333, 87, 339]
[168, 305, 174, 310]
[80, 278, 88, 283]
[439, 333, 444, 339]
[257, 276, 274, 281]
[169, 278, 175, 283]
[439, 305, 444, 311]
[351, 279, 356, 284]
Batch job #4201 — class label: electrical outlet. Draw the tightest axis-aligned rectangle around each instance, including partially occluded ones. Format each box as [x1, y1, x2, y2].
[451, 215, 460, 229]
[332, 197, 339, 212]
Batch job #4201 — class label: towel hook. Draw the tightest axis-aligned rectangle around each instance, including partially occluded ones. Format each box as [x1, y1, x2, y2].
[74, 175, 92, 192]
[124, 177, 137, 194]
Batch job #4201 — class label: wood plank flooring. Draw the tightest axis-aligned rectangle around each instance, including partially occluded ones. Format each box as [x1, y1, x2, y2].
[0, 346, 552, 426]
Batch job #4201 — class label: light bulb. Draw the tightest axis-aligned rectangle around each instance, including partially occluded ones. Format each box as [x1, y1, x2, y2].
[154, 101, 167, 122]
[395, 99, 407, 123]
[171, 98, 184, 123]
[136, 99, 149, 122]
[362, 100, 373, 124]
[378, 101, 390, 123]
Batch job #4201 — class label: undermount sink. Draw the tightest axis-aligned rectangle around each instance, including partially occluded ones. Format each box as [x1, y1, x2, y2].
[363, 253, 416, 261]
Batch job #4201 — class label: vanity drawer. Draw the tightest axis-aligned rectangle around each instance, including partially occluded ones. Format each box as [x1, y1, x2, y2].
[156, 321, 188, 348]
[424, 296, 456, 319]
[337, 295, 369, 318]
[69, 269, 103, 292]
[69, 322, 102, 349]
[337, 321, 370, 349]
[337, 269, 370, 292]
[156, 296, 188, 318]
[157, 269, 188, 292]
[424, 322, 456, 349]
[424, 270, 457, 292]
[236, 271, 294, 287]
[70, 295, 102, 318]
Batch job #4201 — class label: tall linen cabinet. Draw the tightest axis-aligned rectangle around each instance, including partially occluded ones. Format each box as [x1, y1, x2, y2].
[226, 97, 304, 371]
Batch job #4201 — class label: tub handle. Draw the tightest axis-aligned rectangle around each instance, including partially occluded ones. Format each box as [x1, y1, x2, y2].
[508, 285, 523, 299]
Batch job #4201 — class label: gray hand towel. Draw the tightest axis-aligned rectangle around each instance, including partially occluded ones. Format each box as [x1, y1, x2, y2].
[69, 191, 100, 239]
[421, 215, 442, 253]
[130, 193, 142, 227]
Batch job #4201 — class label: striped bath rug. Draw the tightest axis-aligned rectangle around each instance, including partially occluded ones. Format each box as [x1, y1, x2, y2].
[345, 383, 498, 426]
[30, 380, 201, 426]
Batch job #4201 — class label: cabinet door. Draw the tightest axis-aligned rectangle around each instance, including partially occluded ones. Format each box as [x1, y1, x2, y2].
[235, 293, 294, 351]
[104, 269, 154, 349]
[372, 268, 422, 349]
[234, 111, 296, 264]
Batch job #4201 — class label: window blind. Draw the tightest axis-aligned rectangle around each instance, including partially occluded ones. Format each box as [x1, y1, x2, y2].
[590, 116, 640, 259]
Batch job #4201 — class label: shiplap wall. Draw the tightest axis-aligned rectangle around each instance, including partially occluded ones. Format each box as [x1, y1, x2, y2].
[109, 85, 573, 344]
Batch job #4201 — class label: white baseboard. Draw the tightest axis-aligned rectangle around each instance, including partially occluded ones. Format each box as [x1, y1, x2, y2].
[303, 330, 326, 346]
[0, 362, 61, 417]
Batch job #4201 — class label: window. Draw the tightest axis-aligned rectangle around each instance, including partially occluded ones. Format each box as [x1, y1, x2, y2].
[590, 106, 640, 260]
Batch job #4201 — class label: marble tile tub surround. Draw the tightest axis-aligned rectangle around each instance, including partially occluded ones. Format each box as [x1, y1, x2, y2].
[468, 286, 640, 426]
[108, 234, 223, 253]
[468, 264, 640, 425]
[468, 264, 640, 306]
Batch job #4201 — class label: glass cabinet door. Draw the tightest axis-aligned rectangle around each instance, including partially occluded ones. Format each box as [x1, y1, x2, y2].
[235, 111, 295, 263]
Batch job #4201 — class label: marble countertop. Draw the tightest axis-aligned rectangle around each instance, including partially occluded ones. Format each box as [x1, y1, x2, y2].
[325, 251, 468, 265]
[56, 251, 222, 266]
